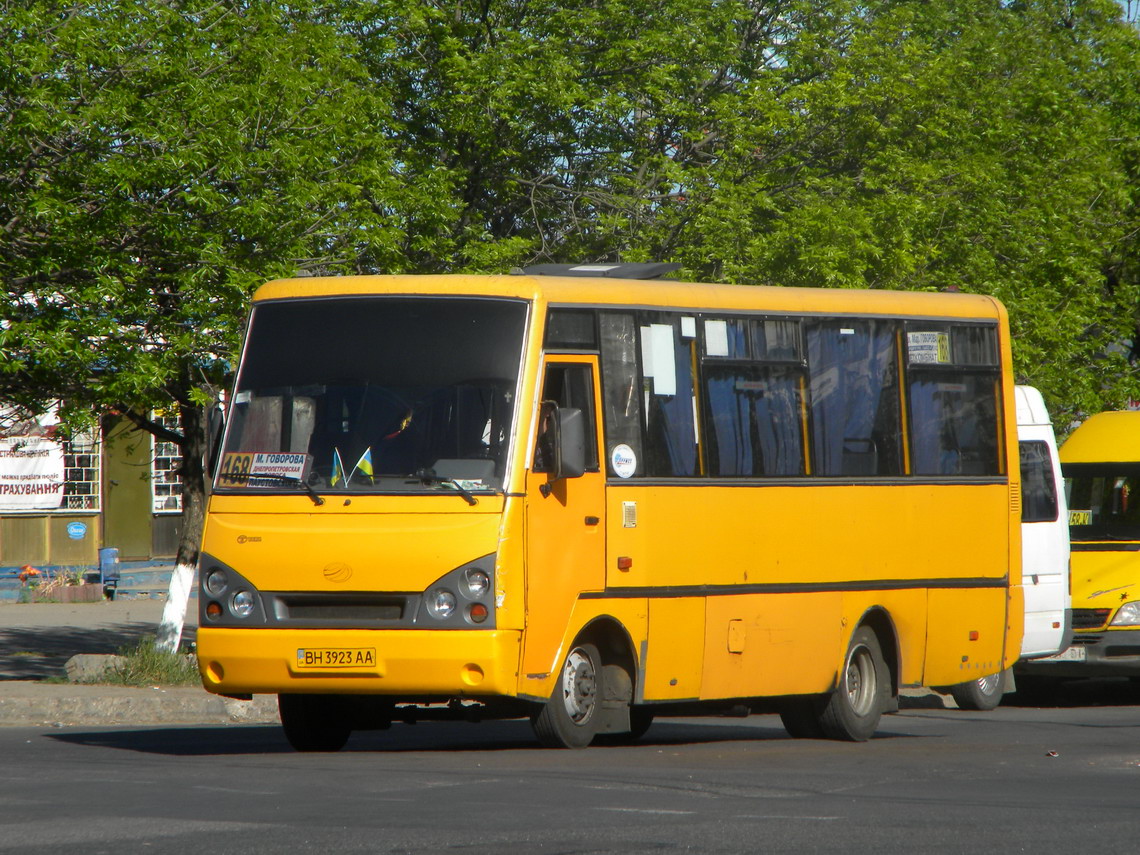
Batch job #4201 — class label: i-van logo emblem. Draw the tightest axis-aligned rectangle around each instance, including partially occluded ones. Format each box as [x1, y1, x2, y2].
[323, 563, 353, 583]
[236, 535, 262, 544]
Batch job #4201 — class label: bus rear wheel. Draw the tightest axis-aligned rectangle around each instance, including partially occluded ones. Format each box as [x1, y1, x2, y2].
[532, 642, 604, 749]
[818, 626, 888, 742]
[949, 670, 1006, 711]
[278, 694, 352, 752]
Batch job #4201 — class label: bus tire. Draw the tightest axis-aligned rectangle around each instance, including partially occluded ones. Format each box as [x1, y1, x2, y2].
[949, 670, 1006, 711]
[818, 626, 888, 742]
[278, 694, 352, 752]
[779, 697, 826, 739]
[532, 642, 603, 749]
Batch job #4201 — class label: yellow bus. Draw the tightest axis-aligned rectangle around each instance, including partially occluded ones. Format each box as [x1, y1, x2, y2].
[196, 263, 1023, 750]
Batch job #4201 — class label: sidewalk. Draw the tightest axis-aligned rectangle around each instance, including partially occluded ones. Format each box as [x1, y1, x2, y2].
[0, 591, 277, 727]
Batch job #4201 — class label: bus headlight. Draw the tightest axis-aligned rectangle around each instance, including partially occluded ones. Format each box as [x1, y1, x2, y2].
[231, 590, 256, 618]
[204, 569, 228, 596]
[1110, 602, 1140, 627]
[426, 588, 457, 619]
[463, 568, 491, 599]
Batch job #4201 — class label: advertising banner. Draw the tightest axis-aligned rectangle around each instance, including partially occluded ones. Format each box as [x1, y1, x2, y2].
[0, 436, 66, 510]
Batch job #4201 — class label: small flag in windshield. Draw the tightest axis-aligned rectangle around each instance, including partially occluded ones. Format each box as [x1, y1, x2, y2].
[330, 448, 346, 487]
[351, 448, 374, 483]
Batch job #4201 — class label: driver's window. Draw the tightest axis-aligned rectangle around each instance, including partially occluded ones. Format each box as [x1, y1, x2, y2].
[533, 363, 598, 473]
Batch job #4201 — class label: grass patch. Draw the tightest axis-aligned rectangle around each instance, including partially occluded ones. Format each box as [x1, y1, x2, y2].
[101, 640, 201, 687]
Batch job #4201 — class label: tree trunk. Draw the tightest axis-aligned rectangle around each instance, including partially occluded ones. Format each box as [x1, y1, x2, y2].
[155, 401, 209, 652]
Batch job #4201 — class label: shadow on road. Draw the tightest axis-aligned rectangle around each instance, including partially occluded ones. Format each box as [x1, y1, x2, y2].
[0, 623, 198, 680]
[47, 717, 802, 756]
[1002, 677, 1140, 708]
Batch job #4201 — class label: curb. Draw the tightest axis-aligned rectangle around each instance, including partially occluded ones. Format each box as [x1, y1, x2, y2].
[0, 683, 278, 727]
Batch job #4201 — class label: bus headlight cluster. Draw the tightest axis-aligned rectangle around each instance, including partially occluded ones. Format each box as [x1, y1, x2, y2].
[1110, 602, 1140, 627]
[420, 560, 495, 627]
[202, 566, 260, 622]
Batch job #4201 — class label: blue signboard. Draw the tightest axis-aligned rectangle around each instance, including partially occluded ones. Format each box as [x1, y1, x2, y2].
[66, 521, 87, 540]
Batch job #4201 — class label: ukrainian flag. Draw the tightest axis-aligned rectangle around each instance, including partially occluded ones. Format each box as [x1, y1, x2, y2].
[330, 448, 346, 486]
[351, 448, 374, 483]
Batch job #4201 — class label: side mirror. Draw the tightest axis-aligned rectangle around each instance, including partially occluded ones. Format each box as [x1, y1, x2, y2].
[205, 404, 226, 478]
[538, 405, 587, 496]
[555, 407, 587, 480]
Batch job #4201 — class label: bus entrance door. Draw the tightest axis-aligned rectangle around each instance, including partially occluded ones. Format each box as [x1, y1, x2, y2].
[522, 356, 607, 678]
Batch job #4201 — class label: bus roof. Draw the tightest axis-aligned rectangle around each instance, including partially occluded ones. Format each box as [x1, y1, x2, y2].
[1060, 411, 1140, 464]
[253, 274, 1005, 322]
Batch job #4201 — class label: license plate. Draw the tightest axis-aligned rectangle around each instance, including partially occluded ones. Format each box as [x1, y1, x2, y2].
[1040, 646, 1087, 663]
[295, 648, 377, 668]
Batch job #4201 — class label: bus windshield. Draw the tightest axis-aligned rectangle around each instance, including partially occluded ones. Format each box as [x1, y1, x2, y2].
[1065, 463, 1140, 541]
[216, 296, 527, 495]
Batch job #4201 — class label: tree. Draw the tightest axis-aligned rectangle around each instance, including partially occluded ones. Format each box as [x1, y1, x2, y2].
[337, 0, 1140, 419]
[0, 0, 407, 647]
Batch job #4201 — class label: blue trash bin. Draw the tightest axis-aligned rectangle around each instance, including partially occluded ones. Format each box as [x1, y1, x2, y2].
[98, 547, 120, 588]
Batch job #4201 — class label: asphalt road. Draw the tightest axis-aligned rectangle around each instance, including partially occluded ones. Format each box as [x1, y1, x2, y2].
[1, 697, 1139, 854]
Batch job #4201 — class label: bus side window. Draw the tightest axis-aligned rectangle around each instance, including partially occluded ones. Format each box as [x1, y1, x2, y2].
[805, 320, 903, 477]
[599, 313, 643, 477]
[905, 324, 1002, 477]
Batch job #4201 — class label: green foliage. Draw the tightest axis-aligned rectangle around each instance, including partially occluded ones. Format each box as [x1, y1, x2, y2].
[2, 0, 1139, 492]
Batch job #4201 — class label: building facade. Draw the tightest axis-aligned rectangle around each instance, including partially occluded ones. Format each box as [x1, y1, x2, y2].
[0, 409, 182, 571]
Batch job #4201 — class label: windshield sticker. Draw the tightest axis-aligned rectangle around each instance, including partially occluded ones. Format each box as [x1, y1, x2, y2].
[452, 480, 484, 491]
[611, 444, 637, 479]
[907, 331, 951, 364]
[219, 452, 308, 487]
[1069, 509, 1092, 526]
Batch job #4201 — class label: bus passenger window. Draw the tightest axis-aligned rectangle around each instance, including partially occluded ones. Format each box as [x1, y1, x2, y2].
[640, 314, 698, 477]
[599, 313, 644, 478]
[906, 324, 1001, 477]
[806, 321, 902, 477]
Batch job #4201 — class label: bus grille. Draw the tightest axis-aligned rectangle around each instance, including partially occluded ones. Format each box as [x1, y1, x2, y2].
[1072, 609, 1111, 631]
[278, 595, 405, 622]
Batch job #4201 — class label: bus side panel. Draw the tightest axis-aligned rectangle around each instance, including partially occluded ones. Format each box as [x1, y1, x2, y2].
[700, 593, 841, 699]
[607, 483, 1012, 590]
[923, 588, 1009, 687]
[643, 598, 706, 700]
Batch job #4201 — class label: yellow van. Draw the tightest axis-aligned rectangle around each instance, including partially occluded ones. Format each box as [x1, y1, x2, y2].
[1017, 410, 1140, 684]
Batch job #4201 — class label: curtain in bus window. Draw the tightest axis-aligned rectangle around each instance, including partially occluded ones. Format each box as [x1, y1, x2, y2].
[642, 317, 697, 477]
[703, 364, 804, 476]
[806, 322, 899, 476]
[909, 374, 1000, 475]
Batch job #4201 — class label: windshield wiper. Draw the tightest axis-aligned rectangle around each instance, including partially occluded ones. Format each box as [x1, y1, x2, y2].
[412, 469, 478, 506]
[221, 472, 325, 506]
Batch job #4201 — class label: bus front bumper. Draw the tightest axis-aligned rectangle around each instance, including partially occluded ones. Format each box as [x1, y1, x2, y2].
[196, 627, 522, 697]
[1014, 628, 1140, 678]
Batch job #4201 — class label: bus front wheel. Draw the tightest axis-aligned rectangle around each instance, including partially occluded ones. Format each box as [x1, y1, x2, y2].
[278, 694, 352, 752]
[818, 626, 888, 742]
[532, 642, 604, 749]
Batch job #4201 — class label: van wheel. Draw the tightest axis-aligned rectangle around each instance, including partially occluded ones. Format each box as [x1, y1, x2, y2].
[532, 643, 603, 748]
[949, 671, 1006, 711]
[278, 694, 352, 752]
[818, 626, 888, 741]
